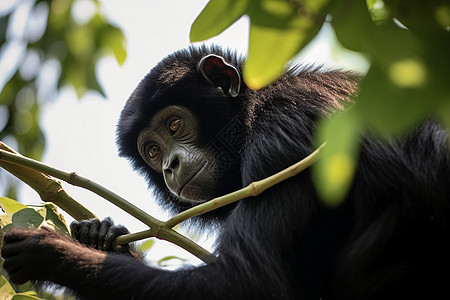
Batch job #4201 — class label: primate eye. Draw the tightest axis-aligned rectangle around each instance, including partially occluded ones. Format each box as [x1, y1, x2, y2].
[149, 145, 160, 158]
[169, 119, 181, 134]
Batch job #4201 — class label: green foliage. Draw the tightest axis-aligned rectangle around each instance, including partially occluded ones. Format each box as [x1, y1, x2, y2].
[138, 239, 156, 252]
[0, 0, 126, 196]
[157, 256, 188, 268]
[190, 0, 249, 42]
[0, 275, 44, 299]
[313, 109, 362, 205]
[0, 275, 42, 300]
[192, 0, 330, 89]
[191, 0, 450, 206]
[0, 197, 70, 234]
[1, 273, 68, 299]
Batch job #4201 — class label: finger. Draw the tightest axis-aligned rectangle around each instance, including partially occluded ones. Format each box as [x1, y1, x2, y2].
[8, 268, 30, 286]
[1, 243, 19, 258]
[114, 243, 131, 254]
[78, 220, 91, 245]
[2, 229, 31, 244]
[110, 225, 130, 236]
[88, 219, 100, 248]
[98, 218, 113, 250]
[70, 221, 81, 239]
[104, 225, 129, 251]
[103, 231, 114, 251]
[2, 255, 21, 273]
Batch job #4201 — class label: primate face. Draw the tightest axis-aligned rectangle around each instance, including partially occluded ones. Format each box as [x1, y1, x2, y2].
[137, 105, 224, 203]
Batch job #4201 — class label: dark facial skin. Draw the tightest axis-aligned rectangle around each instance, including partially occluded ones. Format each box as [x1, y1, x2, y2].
[137, 105, 222, 203]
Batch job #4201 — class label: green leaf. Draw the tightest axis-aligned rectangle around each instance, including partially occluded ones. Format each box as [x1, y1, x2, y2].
[331, 0, 377, 54]
[36, 203, 69, 234]
[244, 0, 328, 89]
[12, 294, 42, 300]
[85, 62, 106, 97]
[157, 256, 187, 267]
[11, 281, 37, 296]
[313, 109, 362, 206]
[0, 216, 13, 229]
[0, 197, 27, 214]
[331, 0, 420, 67]
[386, 0, 450, 32]
[356, 63, 435, 136]
[66, 26, 95, 61]
[366, 0, 390, 23]
[0, 275, 15, 296]
[139, 239, 155, 252]
[11, 208, 44, 229]
[100, 26, 127, 66]
[190, 0, 249, 42]
[438, 101, 450, 133]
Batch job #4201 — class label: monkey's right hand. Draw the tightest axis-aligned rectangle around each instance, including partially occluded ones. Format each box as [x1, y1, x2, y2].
[70, 217, 131, 254]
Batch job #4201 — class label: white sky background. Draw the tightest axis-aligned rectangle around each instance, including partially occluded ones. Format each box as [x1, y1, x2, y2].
[2, 0, 368, 266]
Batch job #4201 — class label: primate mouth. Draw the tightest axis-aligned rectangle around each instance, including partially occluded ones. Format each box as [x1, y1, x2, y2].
[178, 162, 207, 202]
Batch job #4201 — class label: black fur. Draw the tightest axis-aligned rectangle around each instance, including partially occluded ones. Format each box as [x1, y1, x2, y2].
[116, 46, 247, 226]
[2, 46, 450, 299]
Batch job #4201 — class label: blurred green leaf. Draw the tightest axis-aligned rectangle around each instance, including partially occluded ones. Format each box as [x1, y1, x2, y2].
[157, 256, 187, 267]
[47, 0, 72, 31]
[332, 0, 419, 66]
[438, 100, 450, 134]
[0, 0, 126, 181]
[244, 0, 328, 89]
[313, 109, 362, 206]
[139, 239, 156, 252]
[366, 0, 390, 23]
[386, 0, 450, 32]
[190, 0, 248, 42]
[100, 26, 127, 66]
[66, 26, 95, 60]
[356, 63, 435, 136]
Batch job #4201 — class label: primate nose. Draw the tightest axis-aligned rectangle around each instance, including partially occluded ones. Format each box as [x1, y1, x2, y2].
[163, 154, 182, 193]
[165, 156, 180, 173]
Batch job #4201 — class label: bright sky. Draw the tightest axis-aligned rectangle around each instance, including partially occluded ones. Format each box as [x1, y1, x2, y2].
[2, 0, 368, 266]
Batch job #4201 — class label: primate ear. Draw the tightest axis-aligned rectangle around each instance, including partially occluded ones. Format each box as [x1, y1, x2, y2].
[197, 54, 241, 97]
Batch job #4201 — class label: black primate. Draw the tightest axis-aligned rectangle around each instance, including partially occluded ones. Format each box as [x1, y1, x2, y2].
[2, 46, 450, 300]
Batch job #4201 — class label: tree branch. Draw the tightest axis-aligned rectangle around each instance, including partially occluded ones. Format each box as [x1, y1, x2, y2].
[0, 142, 216, 263]
[116, 143, 326, 243]
[1, 141, 325, 264]
[0, 142, 96, 220]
